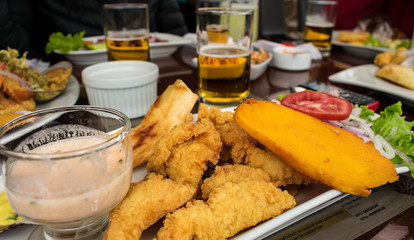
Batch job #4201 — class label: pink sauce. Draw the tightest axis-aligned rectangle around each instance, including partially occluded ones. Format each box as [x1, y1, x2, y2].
[5, 136, 132, 222]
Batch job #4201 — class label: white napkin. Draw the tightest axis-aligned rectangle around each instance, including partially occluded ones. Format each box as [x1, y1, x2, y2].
[253, 39, 322, 60]
[183, 33, 197, 48]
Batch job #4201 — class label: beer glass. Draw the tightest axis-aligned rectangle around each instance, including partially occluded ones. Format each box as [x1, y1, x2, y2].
[196, 8, 254, 105]
[197, 0, 231, 8]
[304, 0, 337, 57]
[103, 3, 150, 61]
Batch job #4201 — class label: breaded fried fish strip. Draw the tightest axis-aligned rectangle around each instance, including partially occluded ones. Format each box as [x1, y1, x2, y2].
[155, 180, 296, 240]
[201, 164, 272, 199]
[104, 174, 196, 240]
[147, 118, 222, 187]
[198, 104, 312, 186]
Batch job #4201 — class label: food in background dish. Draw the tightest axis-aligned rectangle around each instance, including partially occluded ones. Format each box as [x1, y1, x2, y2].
[376, 64, 414, 90]
[251, 48, 269, 65]
[234, 99, 399, 197]
[131, 79, 198, 167]
[0, 48, 72, 105]
[336, 31, 370, 45]
[373, 47, 414, 90]
[374, 47, 407, 67]
[45, 31, 86, 54]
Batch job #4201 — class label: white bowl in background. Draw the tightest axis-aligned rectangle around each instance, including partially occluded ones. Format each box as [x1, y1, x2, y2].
[56, 33, 192, 66]
[271, 46, 311, 71]
[250, 52, 272, 80]
[82, 60, 158, 118]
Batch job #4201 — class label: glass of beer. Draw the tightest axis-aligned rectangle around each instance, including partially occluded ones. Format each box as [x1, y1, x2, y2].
[103, 3, 150, 61]
[196, 8, 254, 106]
[304, 0, 337, 58]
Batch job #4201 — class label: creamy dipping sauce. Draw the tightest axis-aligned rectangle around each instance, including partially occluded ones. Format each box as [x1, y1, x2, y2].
[5, 136, 132, 222]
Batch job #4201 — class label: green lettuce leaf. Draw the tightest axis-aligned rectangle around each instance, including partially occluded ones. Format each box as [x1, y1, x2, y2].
[45, 31, 86, 54]
[371, 102, 414, 176]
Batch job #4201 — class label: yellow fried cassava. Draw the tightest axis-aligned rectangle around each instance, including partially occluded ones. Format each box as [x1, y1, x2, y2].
[234, 99, 398, 197]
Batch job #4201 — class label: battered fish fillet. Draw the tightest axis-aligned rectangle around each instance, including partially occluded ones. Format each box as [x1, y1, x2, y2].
[104, 174, 196, 240]
[147, 118, 222, 187]
[201, 164, 272, 199]
[198, 104, 312, 186]
[131, 80, 198, 168]
[155, 180, 296, 240]
[0, 92, 35, 114]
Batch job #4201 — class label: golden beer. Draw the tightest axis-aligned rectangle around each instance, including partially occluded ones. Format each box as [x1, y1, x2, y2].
[206, 24, 229, 43]
[198, 45, 250, 104]
[106, 35, 150, 61]
[304, 23, 334, 56]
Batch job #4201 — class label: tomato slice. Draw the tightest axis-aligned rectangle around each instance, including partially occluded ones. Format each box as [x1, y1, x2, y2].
[280, 91, 353, 120]
[280, 41, 296, 47]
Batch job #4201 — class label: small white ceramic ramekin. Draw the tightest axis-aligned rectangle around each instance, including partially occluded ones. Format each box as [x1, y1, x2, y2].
[82, 60, 159, 118]
[272, 46, 311, 71]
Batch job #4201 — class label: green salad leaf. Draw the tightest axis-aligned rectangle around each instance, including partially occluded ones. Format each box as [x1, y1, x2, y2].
[371, 102, 414, 176]
[45, 31, 86, 54]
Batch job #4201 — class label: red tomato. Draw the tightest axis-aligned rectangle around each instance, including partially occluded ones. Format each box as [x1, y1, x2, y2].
[280, 91, 353, 120]
[280, 41, 296, 47]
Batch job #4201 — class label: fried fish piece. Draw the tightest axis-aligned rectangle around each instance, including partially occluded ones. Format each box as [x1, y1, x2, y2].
[147, 118, 222, 187]
[104, 174, 196, 240]
[201, 164, 272, 199]
[155, 180, 296, 240]
[0, 92, 35, 114]
[131, 80, 198, 168]
[376, 64, 414, 90]
[234, 99, 399, 197]
[0, 73, 34, 101]
[198, 104, 312, 187]
[374, 47, 407, 67]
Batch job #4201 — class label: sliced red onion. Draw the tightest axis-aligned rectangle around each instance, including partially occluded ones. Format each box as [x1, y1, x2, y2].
[384, 126, 398, 142]
[394, 148, 412, 167]
[373, 134, 395, 159]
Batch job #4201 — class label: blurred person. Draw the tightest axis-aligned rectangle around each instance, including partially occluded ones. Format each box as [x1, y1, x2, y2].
[0, 0, 188, 56]
[335, 0, 414, 38]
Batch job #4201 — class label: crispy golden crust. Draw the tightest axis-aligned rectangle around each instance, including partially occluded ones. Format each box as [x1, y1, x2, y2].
[234, 99, 399, 197]
[155, 180, 295, 240]
[131, 80, 198, 168]
[104, 174, 196, 240]
[337, 31, 370, 43]
[374, 47, 407, 67]
[376, 64, 414, 90]
[198, 104, 312, 187]
[0, 92, 35, 115]
[0, 74, 34, 101]
[147, 118, 222, 187]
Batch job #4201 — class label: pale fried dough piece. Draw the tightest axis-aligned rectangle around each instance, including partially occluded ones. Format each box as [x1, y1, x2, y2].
[201, 164, 272, 199]
[103, 173, 196, 240]
[147, 118, 222, 187]
[0, 92, 35, 114]
[234, 99, 399, 197]
[198, 104, 312, 186]
[376, 64, 414, 90]
[131, 80, 198, 168]
[155, 180, 296, 240]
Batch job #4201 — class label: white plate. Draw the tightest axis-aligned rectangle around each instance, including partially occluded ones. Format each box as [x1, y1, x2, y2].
[54, 33, 192, 66]
[36, 75, 80, 110]
[332, 31, 390, 59]
[1, 105, 409, 240]
[149, 33, 192, 59]
[328, 64, 414, 102]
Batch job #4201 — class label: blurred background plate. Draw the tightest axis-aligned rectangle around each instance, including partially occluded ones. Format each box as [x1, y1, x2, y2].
[332, 31, 389, 59]
[150, 33, 192, 59]
[54, 33, 192, 66]
[36, 75, 80, 110]
[328, 64, 414, 102]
